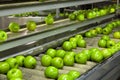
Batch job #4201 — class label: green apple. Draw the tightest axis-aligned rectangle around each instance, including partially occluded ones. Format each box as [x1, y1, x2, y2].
[45, 14, 54, 25]
[99, 9, 107, 16]
[58, 74, 73, 80]
[95, 26, 103, 34]
[101, 35, 110, 41]
[81, 49, 91, 60]
[75, 53, 87, 64]
[70, 41, 77, 49]
[8, 22, 20, 33]
[102, 27, 111, 35]
[89, 29, 97, 37]
[62, 41, 72, 51]
[46, 48, 56, 58]
[101, 49, 112, 59]
[111, 21, 117, 28]
[65, 51, 76, 57]
[63, 55, 74, 66]
[116, 20, 120, 26]
[113, 31, 120, 39]
[10, 78, 22, 80]
[75, 34, 83, 40]
[26, 21, 37, 31]
[106, 40, 116, 48]
[6, 58, 18, 69]
[15, 55, 25, 67]
[41, 54, 52, 67]
[77, 39, 86, 48]
[69, 37, 77, 43]
[69, 13, 76, 20]
[85, 31, 93, 38]
[56, 49, 66, 58]
[0, 30, 8, 42]
[44, 66, 58, 79]
[109, 7, 115, 13]
[7, 68, 23, 80]
[0, 62, 10, 74]
[106, 23, 114, 29]
[98, 39, 107, 48]
[51, 57, 63, 69]
[87, 11, 94, 19]
[91, 50, 103, 62]
[24, 56, 37, 69]
[77, 14, 85, 21]
[67, 70, 80, 79]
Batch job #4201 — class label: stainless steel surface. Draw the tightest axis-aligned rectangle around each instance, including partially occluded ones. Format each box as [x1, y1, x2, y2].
[0, 0, 110, 16]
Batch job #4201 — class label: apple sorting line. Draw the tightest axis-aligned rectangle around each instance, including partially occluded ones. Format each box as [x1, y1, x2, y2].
[0, 18, 120, 80]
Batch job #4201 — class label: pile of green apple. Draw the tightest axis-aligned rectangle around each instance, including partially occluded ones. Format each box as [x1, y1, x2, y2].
[85, 19, 120, 38]
[0, 55, 37, 80]
[62, 34, 86, 51]
[68, 4, 116, 21]
[12, 11, 39, 17]
[41, 48, 82, 79]
[98, 35, 116, 48]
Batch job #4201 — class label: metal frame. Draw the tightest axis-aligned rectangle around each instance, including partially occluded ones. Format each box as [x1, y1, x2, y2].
[0, 0, 110, 16]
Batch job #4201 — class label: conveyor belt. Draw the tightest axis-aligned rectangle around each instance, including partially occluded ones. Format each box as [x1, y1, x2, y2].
[0, 22, 120, 80]
[0, 14, 115, 59]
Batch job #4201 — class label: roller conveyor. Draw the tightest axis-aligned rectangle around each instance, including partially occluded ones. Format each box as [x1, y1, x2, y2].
[0, 13, 120, 80]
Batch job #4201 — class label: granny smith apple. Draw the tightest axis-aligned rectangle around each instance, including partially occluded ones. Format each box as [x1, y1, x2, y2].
[106, 40, 116, 48]
[85, 31, 93, 38]
[75, 34, 83, 40]
[67, 70, 80, 79]
[89, 29, 97, 37]
[77, 14, 85, 21]
[7, 68, 23, 80]
[99, 9, 107, 16]
[81, 49, 91, 60]
[69, 37, 77, 43]
[62, 41, 72, 51]
[58, 74, 73, 80]
[75, 53, 87, 64]
[109, 7, 115, 13]
[77, 39, 86, 48]
[101, 49, 112, 59]
[98, 39, 107, 48]
[87, 11, 94, 19]
[102, 27, 111, 35]
[69, 13, 76, 20]
[0, 62, 10, 74]
[51, 57, 63, 69]
[113, 31, 120, 39]
[8, 22, 20, 33]
[91, 50, 103, 62]
[26, 21, 37, 31]
[0, 30, 8, 43]
[95, 26, 103, 34]
[41, 54, 52, 67]
[63, 55, 74, 66]
[6, 58, 18, 69]
[44, 66, 58, 79]
[24, 56, 37, 69]
[15, 55, 25, 67]
[45, 14, 54, 25]
[46, 48, 56, 58]
[56, 49, 66, 58]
